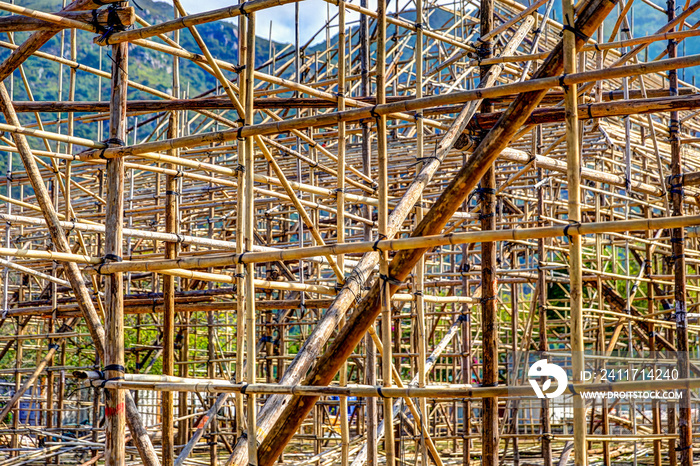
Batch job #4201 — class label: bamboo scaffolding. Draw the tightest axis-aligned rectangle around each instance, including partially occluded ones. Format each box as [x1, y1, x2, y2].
[2, 0, 700, 465]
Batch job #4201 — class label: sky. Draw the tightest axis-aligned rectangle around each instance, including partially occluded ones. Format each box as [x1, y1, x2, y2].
[177, 0, 395, 45]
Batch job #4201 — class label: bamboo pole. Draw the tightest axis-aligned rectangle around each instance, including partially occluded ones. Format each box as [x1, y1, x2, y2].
[100, 0, 301, 45]
[254, 0, 617, 462]
[75, 53, 700, 160]
[667, 3, 693, 463]
[336, 3, 350, 465]
[0, 81, 161, 466]
[0, 0, 121, 82]
[104, 31, 127, 466]
[561, 0, 586, 461]
[89, 376, 700, 398]
[244, 12, 258, 466]
[479, 0, 498, 463]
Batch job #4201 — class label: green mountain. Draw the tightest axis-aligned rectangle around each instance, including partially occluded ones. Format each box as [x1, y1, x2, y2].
[1, 0, 279, 105]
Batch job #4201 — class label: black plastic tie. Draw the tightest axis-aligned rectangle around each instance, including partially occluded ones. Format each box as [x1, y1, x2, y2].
[372, 234, 387, 251]
[563, 221, 581, 242]
[379, 273, 404, 287]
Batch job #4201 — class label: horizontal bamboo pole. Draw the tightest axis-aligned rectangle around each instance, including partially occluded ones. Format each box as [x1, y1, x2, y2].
[0, 212, 357, 268]
[0, 7, 134, 32]
[76, 53, 700, 159]
[0, 120, 101, 148]
[7, 299, 337, 317]
[0, 246, 99, 264]
[94, 214, 700, 273]
[88, 377, 700, 398]
[0, 1, 99, 31]
[472, 94, 700, 131]
[0, 257, 70, 287]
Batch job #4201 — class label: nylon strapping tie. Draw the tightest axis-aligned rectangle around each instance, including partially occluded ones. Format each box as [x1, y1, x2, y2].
[369, 106, 382, 126]
[103, 364, 125, 373]
[98, 137, 125, 160]
[96, 253, 122, 275]
[667, 174, 684, 196]
[237, 125, 248, 141]
[559, 73, 569, 90]
[560, 14, 588, 43]
[372, 234, 387, 252]
[563, 221, 581, 242]
[379, 273, 404, 287]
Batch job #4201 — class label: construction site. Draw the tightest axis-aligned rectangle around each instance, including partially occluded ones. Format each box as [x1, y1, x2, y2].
[0, 0, 700, 464]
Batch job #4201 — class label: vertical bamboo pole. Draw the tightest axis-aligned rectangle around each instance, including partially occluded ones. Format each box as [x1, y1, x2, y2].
[414, 0, 427, 463]
[244, 12, 257, 466]
[594, 190, 610, 466]
[337, 3, 350, 465]
[561, 0, 585, 462]
[667, 1, 692, 463]
[105, 29, 128, 466]
[536, 127, 552, 466]
[162, 5, 180, 462]
[510, 258, 519, 466]
[479, 0, 498, 463]
[375, 0, 394, 464]
[162, 116, 178, 466]
[360, 1, 377, 464]
[235, 10, 248, 444]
